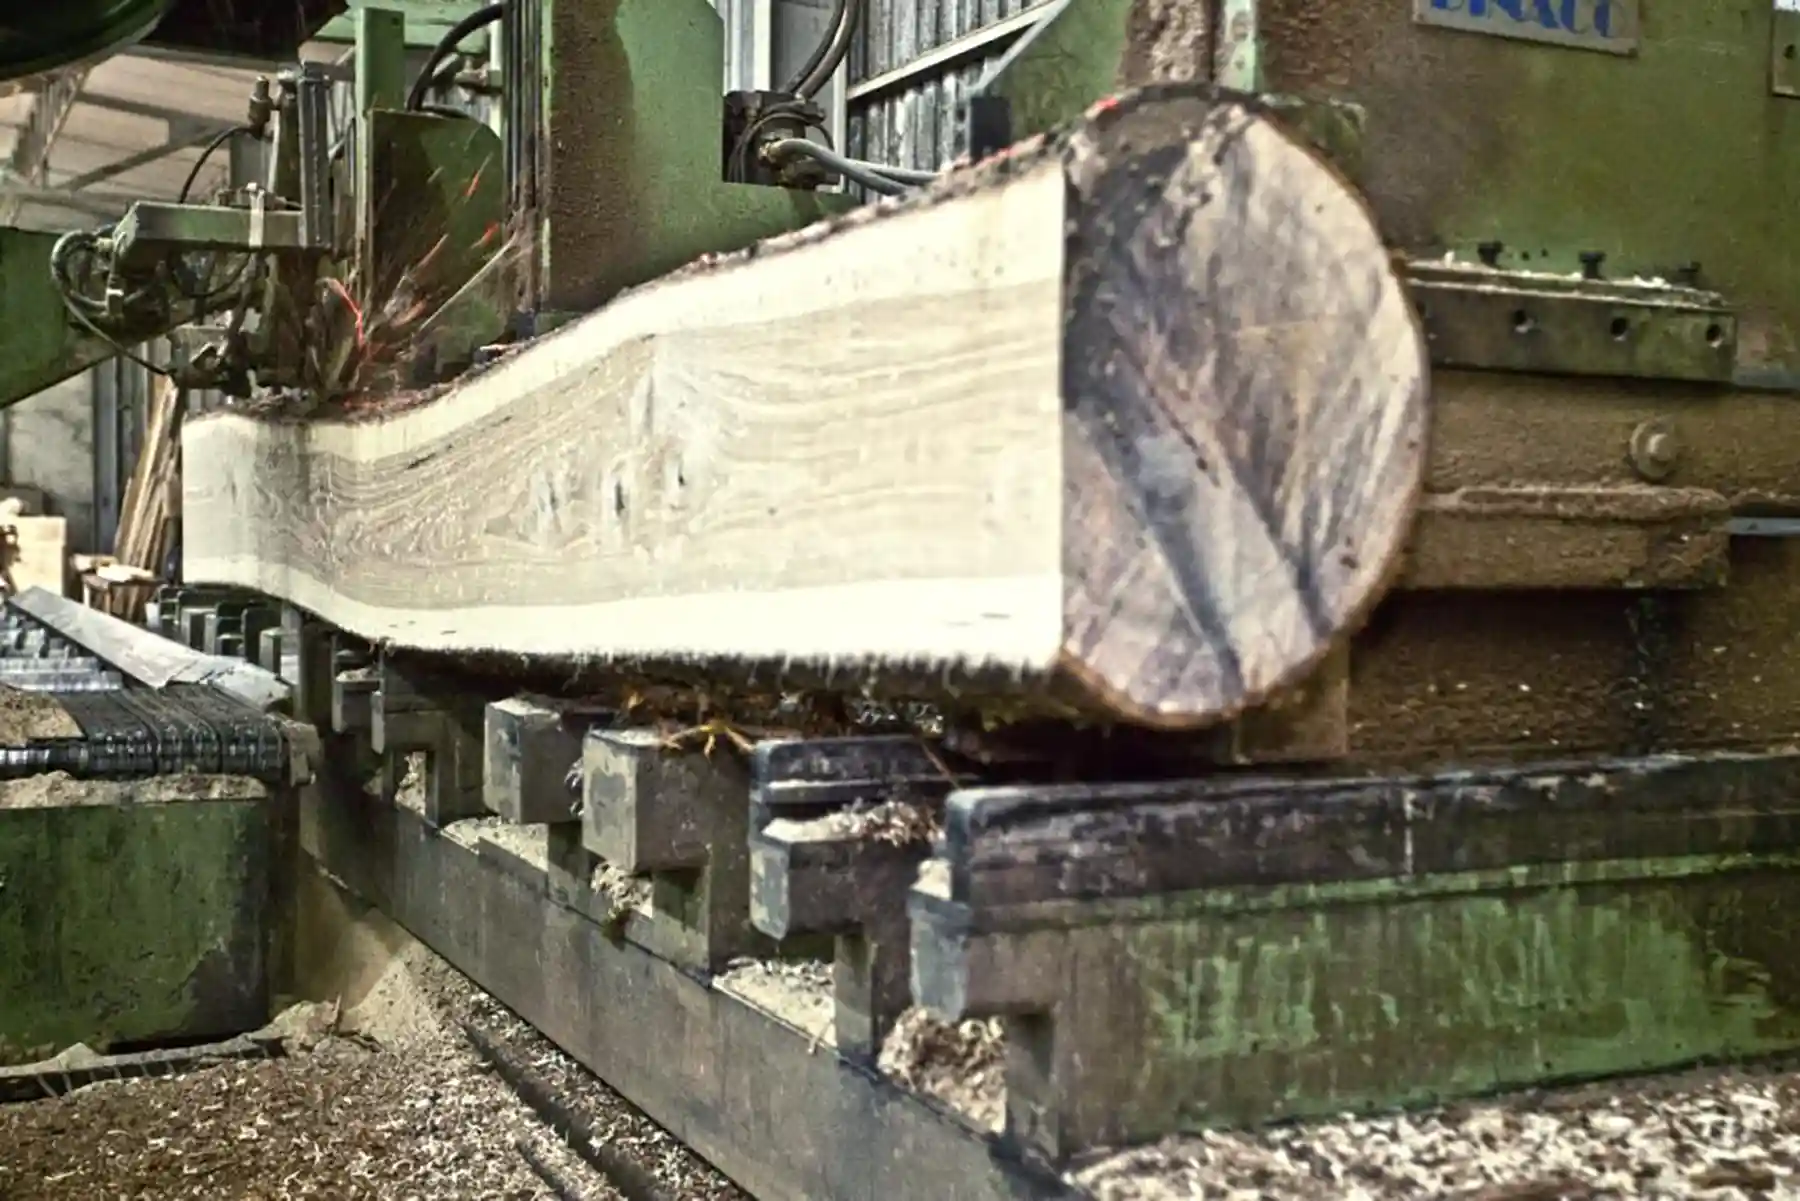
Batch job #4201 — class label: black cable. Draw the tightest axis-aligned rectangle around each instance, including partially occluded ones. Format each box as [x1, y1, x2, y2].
[406, 3, 504, 112]
[179, 124, 250, 204]
[783, 0, 849, 94]
[791, 0, 862, 100]
[417, 103, 479, 121]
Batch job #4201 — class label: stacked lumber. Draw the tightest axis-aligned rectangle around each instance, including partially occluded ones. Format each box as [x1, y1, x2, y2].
[180, 85, 1430, 729]
[100, 375, 182, 620]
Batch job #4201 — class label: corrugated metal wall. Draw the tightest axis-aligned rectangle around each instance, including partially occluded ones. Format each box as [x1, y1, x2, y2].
[845, 0, 1055, 174]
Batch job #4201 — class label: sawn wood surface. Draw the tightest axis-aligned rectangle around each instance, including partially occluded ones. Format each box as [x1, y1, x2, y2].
[181, 85, 1429, 728]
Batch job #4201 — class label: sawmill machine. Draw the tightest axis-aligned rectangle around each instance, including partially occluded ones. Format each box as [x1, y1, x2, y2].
[10, 0, 1800, 1192]
[0, 0, 876, 405]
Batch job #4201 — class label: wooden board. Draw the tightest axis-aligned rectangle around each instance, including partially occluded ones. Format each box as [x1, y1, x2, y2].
[8, 587, 289, 711]
[181, 85, 1429, 729]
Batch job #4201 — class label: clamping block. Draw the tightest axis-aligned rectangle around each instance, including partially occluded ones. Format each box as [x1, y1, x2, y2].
[197, 599, 255, 655]
[237, 605, 281, 668]
[287, 614, 335, 731]
[484, 697, 590, 826]
[256, 626, 285, 679]
[579, 728, 765, 973]
[371, 657, 487, 828]
[748, 736, 968, 1060]
[328, 635, 377, 735]
[332, 668, 377, 734]
[908, 753, 1800, 1165]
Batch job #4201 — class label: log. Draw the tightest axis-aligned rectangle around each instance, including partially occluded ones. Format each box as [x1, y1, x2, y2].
[180, 85, 1428, 729]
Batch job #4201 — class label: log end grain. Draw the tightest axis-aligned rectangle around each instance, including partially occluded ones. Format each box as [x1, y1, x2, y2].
[1056, 87, 1429, 728]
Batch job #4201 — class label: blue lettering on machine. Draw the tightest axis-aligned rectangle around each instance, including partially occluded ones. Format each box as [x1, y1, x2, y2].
[1413, 0, 1641, 55]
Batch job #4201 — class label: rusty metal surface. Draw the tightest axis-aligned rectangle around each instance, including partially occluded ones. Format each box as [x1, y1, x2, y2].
[1352, 537, 1800, 762]
[1426, 370, 1800, 507]
[1400, 486, 1732, 591]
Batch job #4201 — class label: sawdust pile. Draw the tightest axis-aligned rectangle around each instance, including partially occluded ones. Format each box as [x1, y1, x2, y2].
[0, 937, 741, 1200]
[877, 1008, 1005, 1134]
[0, 772, 265, 810]
[1073, 1061, 1800, 1200]
[0, 1014, 590, 1199]
[592, 861, 652, 931]
[0, 686, 78, 745]
[390, 751, 428, 812]
[716, 959, 836, 1046]
[807, 798, 943, 847]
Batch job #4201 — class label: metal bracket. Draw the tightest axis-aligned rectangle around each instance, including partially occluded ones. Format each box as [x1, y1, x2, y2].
[1408, 260, 1737, 382]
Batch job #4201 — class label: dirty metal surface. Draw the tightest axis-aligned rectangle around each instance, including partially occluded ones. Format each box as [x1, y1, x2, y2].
[1398, 485, 1732, 591]
[1259, 0, 1800, 382]
[1408, 261, 1737, 381]
[1350, 536, 1800, 762]
[0, 776, 272, 1067]
[1425, 369, 1800, 506]
[937, 752, 1800, 909]
[298, 758, 1069, 1201]
[911, 751, 1800, 1155]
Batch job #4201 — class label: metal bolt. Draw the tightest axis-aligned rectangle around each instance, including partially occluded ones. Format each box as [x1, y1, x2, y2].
[1477, 241, 1504, 267]
[1579, 251, 1606, 280]
[1629, 419, 1680, 482]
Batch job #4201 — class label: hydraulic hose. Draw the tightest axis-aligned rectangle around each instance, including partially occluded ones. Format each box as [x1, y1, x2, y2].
[787, 0, 861, 100]
[406, 2, 504, 112]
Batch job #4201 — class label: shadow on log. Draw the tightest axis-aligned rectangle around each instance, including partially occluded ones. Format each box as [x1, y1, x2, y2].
[180, 84, 1428, 729]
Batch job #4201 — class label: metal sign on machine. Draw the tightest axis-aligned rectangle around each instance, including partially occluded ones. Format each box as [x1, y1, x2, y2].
[1413, 0, 1641, 55]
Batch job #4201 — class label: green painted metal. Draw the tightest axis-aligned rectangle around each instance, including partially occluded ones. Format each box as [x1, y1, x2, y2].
[356, 7, 410, 114]
[0, 228, 131, 408]
[0, 1, 168, 84]
[317, 0, 495, 50]
[349, 109, 506, 387]
[0, 784, 271, 1064]
[1123, 855, 1800, 1130]
[1257, 0, 1800, 385]
[968, 852, 1800, 1156]
[988, 0, 1135, 143]
[534, 0, 851, 312]
[356, 6, 410, 319]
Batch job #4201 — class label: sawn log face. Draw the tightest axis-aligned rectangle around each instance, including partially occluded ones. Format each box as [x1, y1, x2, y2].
[180, 85, 1427, 729]
[1059, 91, 1427, 722]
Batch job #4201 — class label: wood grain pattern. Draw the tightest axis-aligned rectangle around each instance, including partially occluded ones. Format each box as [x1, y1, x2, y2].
[181, 85, 1428, 729]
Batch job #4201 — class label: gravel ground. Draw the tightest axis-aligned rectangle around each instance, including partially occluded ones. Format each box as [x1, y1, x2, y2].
[0, 943, 741, 1201]
[1073, 1061, 1800, 1200]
